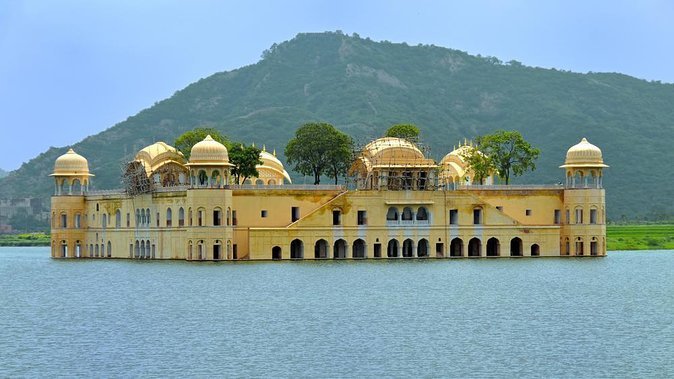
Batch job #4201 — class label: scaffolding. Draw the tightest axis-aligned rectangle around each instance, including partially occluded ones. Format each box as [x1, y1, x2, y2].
[121, 161, 154, 196]
[348, 137, 439, 191]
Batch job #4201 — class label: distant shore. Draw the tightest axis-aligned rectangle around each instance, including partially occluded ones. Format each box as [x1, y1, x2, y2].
[2, 225, 673, 250]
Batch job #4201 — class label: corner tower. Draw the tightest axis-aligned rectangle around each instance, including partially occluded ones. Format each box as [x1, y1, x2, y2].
[560, 138, 608, 256]
[50, 148, 92, 258]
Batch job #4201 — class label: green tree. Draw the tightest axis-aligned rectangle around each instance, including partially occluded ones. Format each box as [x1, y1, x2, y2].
[460, 146, 494, 185]
[285, 122, 353, 185]
[471, 130, 541, 184]
[384, 124, 420, 143]
[326, 132, 354, 184]
[229, 143, 262, 184]
[174, 127, 229, 160]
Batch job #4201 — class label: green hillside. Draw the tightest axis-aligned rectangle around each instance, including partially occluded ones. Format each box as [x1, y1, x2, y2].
[1, 31, 673, 220]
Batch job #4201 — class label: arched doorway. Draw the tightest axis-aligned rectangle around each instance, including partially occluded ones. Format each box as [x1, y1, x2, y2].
[402, 239, 414, 257]
[333, 239, 347, 259]
[590, 237, 598, 256]
[272, 246, 282, 260]
[531, 244, 540, 257]
[290, 239, 304, 259]
[510, 237, 523, 256]
[387, 239, 399, 258]
[314, 239, 329, 259]
[468, 238, 481, 257]
[450, 238, 463, 257]
[352, 239, 366, 258]
[417, 239, 429, 257]
[486, 237, 500, 257]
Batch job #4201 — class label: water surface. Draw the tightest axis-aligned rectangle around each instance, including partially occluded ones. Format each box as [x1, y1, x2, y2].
[1, 248, 672, 377]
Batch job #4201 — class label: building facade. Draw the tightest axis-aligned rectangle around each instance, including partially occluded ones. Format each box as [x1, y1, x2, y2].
[50, 136, 608, 260]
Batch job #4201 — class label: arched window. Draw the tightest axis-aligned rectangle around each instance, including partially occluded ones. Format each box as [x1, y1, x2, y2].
[166, 208, 173, 227]
[198, 208, 205, 226]
[146, 208, 151, 226]
[107, 241, 112, 258]
[333, 239, 347, 259]
[468, 238, 481, 257]
[226, 207, 231, 226]
[60, 240, 68, 257]
[188, 208, 193, 226]
[353, 239, 366, 258]
[188, 240, 193, 260]
[197, 240, 204, 260]
[178, 207, 185, 227]
[402, 239, 414, 257]
[575, 207, 583, 224]
[387, 239, 399, 258]
[115, 210, 121, 228]
[590, 237, 598, 256]
[102, 213, 107, 229]
[486, 237, 500, 256]
[450, 238, 463, 257]
[314, 239, 328, 259]
[60, 212, 67, 228]
[575, 237, 584, 256]
[402, 207, 413, 221]
[290, 239, 304, 259]
[198, 170, 208, 186]
[75, 213, 82, 229]
[416, 207, 428, 221]
[417, 239, 429, 257]
[213, 208, 222, 226]
[213, 240, 222, 260]
[386, 207, 399, 221]
[510, 237, 523, 256]
[531, 244, 540, 257]
[135, 240, 140, 258]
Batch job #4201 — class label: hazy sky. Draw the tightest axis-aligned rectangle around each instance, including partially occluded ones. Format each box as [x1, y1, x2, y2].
[1, 0, 673, 171]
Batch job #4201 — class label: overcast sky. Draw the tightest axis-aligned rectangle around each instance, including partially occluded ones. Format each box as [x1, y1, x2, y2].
[1, 0, 673, 171]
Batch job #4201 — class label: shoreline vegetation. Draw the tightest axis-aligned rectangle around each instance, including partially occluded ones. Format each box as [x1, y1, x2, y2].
[1, 225, 673, 250]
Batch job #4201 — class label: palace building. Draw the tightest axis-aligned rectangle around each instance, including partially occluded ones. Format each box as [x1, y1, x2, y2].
[50, 135, 607, 260]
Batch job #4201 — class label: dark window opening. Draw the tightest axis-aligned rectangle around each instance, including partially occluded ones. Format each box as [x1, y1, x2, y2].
[473, 209, 482, 225]
[261, 210, 268, 218]
[357, 210, 367, 225]
[291, 206, 300, 222]
[332, 210, 341, 226]
[373, 243, 382, 258]
[449, 209, 458, 225]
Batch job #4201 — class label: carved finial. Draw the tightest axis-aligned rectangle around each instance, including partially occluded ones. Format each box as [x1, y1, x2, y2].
[262, 144, 266, 152]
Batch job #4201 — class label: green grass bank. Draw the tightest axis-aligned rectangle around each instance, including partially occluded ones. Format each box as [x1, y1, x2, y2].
[607, 224, 674, 251]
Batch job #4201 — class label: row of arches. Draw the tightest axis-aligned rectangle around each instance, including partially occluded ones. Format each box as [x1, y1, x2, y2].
[187, 239, 235, 260]
[449, 237, 534, 257]
[131, 239, 156, 259]
[386, 206, 430, 222]
[562, 236, 604, 256]
[274, 236, 539, 260]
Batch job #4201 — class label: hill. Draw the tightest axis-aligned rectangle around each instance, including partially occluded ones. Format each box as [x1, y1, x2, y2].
[1, 31, 673, 221]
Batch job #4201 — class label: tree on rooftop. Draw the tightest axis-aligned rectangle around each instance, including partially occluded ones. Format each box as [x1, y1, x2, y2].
[229, 143, 262, 184]
[466, 130, 540, 184]
[384, 124, 420, 143]
[285, 122, 353, 185]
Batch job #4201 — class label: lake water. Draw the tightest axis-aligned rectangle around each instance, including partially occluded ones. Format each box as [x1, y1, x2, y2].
[1, 247, 673, 378]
